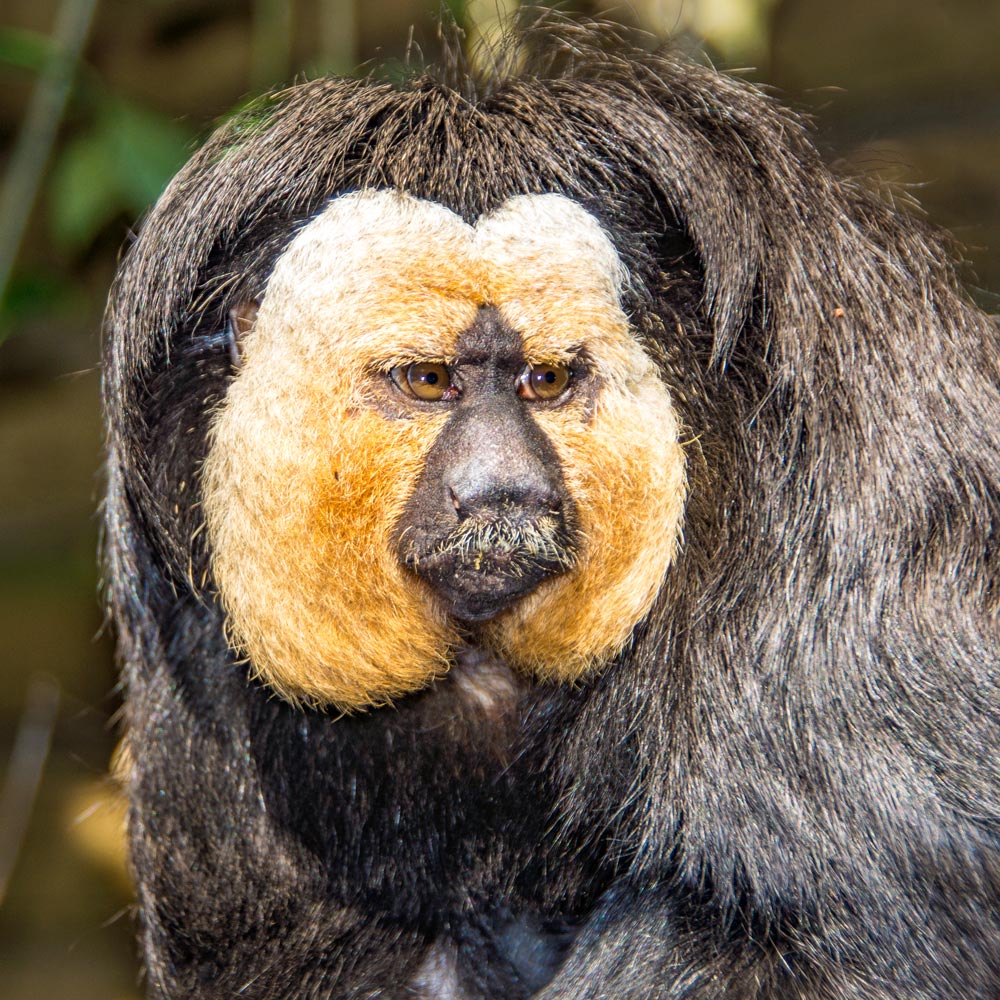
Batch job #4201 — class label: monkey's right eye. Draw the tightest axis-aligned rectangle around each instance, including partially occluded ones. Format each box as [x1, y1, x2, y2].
[390, 363, 453, 402]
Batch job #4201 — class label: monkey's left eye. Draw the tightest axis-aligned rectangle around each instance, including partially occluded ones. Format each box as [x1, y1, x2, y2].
[390, 362, 453, 402]
[517, 362, 573, 401]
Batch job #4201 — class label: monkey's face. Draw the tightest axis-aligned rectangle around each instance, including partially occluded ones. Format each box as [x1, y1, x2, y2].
[202, 192, 686, 708]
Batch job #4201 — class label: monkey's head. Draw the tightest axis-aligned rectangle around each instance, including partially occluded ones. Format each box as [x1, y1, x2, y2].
[110, 23, 845, 714]
[201, 191, 686, 708]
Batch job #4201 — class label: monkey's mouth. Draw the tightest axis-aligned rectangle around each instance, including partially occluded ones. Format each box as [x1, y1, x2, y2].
[400, 515, 574, 623]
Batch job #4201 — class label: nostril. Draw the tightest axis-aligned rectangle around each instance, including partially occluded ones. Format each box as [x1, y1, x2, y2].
[448, 482, 562, 521]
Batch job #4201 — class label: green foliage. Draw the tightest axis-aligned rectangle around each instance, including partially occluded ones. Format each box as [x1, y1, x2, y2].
[0, 24, 194, 254]
[0, 24, 196, 337]
[443, 0, 467, 25]
[48, 99, 194, 251]
[0, 26, 56, 73]
[0, 271, 75, 341]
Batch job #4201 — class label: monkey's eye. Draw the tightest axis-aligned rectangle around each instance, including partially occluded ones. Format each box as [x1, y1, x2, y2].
[390, 362, 453, 402]
[517, 362, 572, 401]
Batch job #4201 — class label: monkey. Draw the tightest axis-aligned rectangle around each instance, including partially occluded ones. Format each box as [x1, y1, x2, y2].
[103, 16, 1000, 1000]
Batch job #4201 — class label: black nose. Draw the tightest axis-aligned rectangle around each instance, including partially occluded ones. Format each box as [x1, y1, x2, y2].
[393, 396, 575, 622]
[447, 480, 562, 523]
[442, 402, 563, 522]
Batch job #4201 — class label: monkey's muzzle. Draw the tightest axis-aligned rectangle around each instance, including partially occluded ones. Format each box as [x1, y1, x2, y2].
[399, 510, 574, 623]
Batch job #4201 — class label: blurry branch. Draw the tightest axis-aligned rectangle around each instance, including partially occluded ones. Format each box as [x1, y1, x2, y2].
[319, 0, 358, 76]
[252, 0, 294, 90]
[0, 676, 61, 908]
[0, 0, 99, 312]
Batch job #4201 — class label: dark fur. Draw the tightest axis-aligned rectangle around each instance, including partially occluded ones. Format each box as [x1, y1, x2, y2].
[104, 17, 1000, 1000]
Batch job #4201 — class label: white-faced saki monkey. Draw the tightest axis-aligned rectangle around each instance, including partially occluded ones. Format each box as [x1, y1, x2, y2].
[103, 18, 1000, 1000]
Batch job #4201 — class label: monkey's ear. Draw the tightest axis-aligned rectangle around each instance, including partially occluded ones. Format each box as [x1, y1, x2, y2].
[226, 300, 259, 368]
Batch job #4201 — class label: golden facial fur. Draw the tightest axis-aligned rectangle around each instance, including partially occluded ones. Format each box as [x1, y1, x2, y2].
[201, 191, 687, 708]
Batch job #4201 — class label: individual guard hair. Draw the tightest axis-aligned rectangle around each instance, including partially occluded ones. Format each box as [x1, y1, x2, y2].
[104, 14, 1000, 1000]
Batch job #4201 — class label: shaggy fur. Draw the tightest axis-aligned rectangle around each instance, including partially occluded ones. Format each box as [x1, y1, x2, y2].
[104, 17, 1000, 1000]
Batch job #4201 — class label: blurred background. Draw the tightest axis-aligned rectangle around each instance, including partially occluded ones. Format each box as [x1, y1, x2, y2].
[0, 1, 997, 997]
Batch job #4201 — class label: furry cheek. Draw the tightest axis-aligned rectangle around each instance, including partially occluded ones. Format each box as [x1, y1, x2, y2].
[485, 371, 686, 681]
[202, 360, 459, 710]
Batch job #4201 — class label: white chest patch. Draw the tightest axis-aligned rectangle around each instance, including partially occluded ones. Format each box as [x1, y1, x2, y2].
[412, 943, 471, 1000]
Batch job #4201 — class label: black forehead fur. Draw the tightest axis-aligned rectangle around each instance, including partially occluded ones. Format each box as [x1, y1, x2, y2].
[105, 12, 1000, 967]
